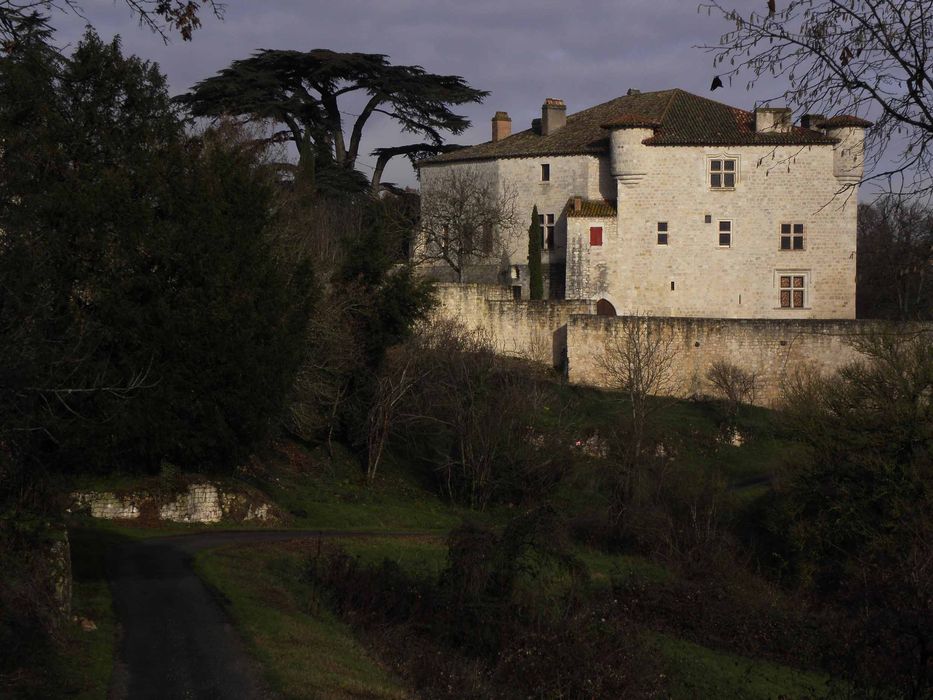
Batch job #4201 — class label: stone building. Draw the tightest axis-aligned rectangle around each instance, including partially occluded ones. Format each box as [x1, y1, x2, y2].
[417, 89, 870, 319]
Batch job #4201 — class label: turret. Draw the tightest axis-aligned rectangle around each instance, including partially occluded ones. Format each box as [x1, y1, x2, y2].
[815, 115, 872, 184]
[601, 115, 659, 185]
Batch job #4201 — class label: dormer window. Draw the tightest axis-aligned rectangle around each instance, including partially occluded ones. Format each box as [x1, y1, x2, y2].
[709, 157, 736, 189]
[541, 163, 550, 181]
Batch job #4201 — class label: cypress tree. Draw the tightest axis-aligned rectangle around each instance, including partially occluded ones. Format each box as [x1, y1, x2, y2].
[528, 205, 544, 300]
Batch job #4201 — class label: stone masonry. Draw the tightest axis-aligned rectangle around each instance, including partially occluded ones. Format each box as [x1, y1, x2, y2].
[433, 283, 928, 407]
[72, 481, 281, 524]
[417, 89, 865, 314]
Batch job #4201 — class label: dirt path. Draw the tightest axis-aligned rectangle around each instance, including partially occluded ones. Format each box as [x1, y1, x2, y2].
[106, 530, 424, 700]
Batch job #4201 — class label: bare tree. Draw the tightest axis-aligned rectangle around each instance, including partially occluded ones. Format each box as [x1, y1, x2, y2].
[598, 315, 679, 511]
[857, 195, 933, 319]
[700, 0, 933, 199]
[365, 352, 421, 483]
[0, 0, 224, 45]
[706, 359, 758, 415]
[417, 167, 517, 282]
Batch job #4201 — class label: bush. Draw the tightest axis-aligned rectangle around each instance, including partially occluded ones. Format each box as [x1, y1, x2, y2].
[304, 508, 663, 698]
[769, 330, 932, 695]
[706, 359, 757, 428]
[390, 320, 570, 508]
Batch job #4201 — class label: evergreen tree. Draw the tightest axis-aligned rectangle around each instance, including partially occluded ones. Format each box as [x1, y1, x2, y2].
[528, 205, 544, 300]
[0, 30, 314, 474]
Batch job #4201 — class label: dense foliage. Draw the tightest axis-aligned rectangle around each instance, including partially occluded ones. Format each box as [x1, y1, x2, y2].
[176, 48, 487, 191]
[0, 30, 314, 475]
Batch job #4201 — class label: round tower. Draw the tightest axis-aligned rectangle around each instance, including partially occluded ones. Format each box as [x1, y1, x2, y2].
[601, 115, 659, 185]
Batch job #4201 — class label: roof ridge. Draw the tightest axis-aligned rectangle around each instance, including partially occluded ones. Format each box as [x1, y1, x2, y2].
[658, 89, 680, 125]
[566, 88, 677, 121]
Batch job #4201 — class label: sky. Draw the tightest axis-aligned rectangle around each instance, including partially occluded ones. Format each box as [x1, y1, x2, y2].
[53, 1, 790, 189]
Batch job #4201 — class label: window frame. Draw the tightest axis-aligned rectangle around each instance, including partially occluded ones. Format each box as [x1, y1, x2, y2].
[708, 155, 738, 190]
[657, 221, 669, 246]
[780, 222, 805, 251]
[717, 219, 732, 248]
[776, 271, 809, 309]
[541, 163, 550, 182]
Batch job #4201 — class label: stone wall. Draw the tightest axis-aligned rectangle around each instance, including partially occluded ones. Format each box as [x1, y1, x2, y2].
[566, 315, 891, 405]
[433, 283, 926, 407]
[72, 482, 281, 524]
[434, 283, 594, 365]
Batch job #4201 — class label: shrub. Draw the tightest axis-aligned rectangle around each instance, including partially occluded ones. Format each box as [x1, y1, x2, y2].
[706, 359, 757, 426]
[391, 320, 570, 508]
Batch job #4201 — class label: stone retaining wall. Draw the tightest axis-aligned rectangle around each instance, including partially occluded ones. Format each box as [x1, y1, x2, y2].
[72, 482, 281, 524]
[434, 283, 927, 406]
[566, 314, 891, 405]
[434, 283, 595, 365]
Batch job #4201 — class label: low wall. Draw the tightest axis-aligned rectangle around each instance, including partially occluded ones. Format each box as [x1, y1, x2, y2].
[434, 284, 595, 365]
[566, 315, 896, 405]
[432, 284, 925, 406]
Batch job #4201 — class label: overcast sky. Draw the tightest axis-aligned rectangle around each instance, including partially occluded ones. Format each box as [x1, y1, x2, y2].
[54, 1, 788, 188]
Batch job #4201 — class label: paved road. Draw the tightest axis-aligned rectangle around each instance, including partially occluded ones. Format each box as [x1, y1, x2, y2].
[106, 530, 419, 700]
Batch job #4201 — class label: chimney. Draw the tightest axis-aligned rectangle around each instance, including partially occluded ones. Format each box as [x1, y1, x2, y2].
[491, 111, 511, 142]
[573, 196, 583, 212]
[755, 106, 792, 133]
[541, 98, 566, 136]
[800, 114, 825, 132]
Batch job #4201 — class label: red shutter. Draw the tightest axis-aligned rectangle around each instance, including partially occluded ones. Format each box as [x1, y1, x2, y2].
[589, 226, 603, 246]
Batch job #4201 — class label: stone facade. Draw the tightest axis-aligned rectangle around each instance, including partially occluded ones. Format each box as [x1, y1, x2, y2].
[418, 154, 614, 298]
[573, 138, 859, 319]
[418, 90, 865, 316]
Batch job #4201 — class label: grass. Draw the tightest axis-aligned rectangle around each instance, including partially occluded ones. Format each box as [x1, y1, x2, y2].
[195, 542, 410, 700]
[248, 442, 504, 532]
[656, 633, 830, 699]
[194, 537, 830, 700]
[576, 546, 672, 585]
[52, 527, 125, 700]
[336, 535, 448, 578]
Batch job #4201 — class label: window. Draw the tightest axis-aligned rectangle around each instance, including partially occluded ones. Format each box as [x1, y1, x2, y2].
[718, 220, 732, 247]
[780, 223, 805, 250]
[709, 157, 736, 189]
[541, 163, 550, 181]
[779, 273, 807, 308]
[657, 221, 669, 245]
[589, 226, 603, 246]
[538, 213, 555, 250]
[481, 222, 494, 254]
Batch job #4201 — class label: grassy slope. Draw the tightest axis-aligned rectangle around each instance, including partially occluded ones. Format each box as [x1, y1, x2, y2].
[195, 543, 410, 700]
[63, 388, 821, 699]
[198, 535, 829, 700]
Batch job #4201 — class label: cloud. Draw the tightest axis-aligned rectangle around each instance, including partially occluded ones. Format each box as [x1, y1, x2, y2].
[52, 1, 785, 187]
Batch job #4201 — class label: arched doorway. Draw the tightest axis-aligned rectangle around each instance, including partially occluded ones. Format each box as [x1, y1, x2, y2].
[596, 298, 617, 317]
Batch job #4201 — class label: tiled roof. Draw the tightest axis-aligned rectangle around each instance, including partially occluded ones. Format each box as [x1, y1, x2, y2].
[419, 89, 841, 166]
[814, 115, 873, 128]
[565, 198, 617, 218]
[600, 114, 661, 129]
